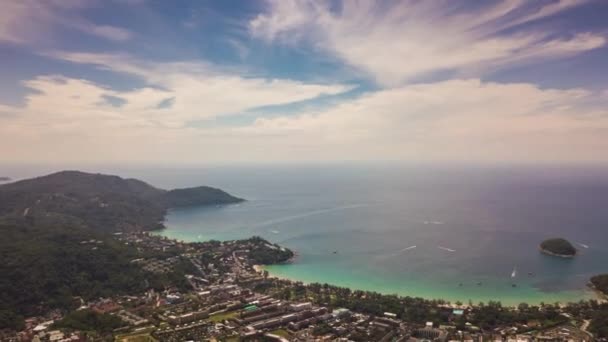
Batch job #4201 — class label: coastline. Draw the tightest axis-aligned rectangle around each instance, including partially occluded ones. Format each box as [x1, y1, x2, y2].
[539, 247, 576, 258]
[156, 227, 601, 307]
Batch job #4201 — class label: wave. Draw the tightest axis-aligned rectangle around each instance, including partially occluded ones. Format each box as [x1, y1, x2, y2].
[424, 220, 444, 225]
[438, 246, 456, 252]
[399, 245, 417, 252]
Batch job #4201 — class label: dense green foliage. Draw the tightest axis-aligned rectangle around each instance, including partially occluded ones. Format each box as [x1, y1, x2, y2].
[0, 171, 243, 330]
[0, 171, 243, 233]
[53, 309, 125, 334]
[589, 307, 608, 338]
[247, 236, 294, 264]
[165, 186, 243, 207]
[0, 220, 146, 329]
[590, 274, 608, 295]
[0, 218, 197, 330]
[539, 238, 576, 256]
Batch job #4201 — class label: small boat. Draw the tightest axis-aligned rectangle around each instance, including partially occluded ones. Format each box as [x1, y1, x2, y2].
[458, 283, 463, 287]
[477, 282, 482, 286]
[332, 251, 338, 254]
[511, 267, 517, 278]
[528, 272, 534, 276]
[512, 283, 517, 288]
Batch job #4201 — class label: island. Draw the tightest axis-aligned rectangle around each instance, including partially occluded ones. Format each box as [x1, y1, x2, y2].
[0, 176, 11, 182]
[539, 238, 577, 258]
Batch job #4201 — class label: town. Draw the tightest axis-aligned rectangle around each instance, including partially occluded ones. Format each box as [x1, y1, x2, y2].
[2, 232, 605, 342]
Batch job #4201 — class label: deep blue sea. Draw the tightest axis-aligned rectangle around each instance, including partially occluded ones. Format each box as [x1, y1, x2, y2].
[5, 163, 608, 305]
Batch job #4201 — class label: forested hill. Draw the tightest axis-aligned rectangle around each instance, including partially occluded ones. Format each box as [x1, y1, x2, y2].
[0, 170, 243, 232]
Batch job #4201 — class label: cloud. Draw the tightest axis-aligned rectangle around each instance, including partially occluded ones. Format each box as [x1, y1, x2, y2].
[250, 0, 604, 86]
[2, 74, 608, 164]
[236, 79, 608, 163]
[83, 25, 133, 42]
[0, 0, 133, 45]
[42, 51, 353, 124]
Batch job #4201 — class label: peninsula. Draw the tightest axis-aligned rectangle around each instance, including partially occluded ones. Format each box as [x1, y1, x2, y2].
[539, 238, 577, 258]
[0, 170, 243, 232]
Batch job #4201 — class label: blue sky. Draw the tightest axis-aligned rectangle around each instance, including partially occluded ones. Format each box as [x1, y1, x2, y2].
[1, 0, 608, 164]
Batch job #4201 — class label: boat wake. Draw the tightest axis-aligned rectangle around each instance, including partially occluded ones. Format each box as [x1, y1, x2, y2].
[399, 245, 417, 252]
[577, 242, 589, 249]
[249, 204, 370, 229]
[437, 246, 455, 252]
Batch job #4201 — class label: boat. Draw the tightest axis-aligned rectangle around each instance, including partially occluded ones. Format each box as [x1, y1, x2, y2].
[511, 267, 517, 278]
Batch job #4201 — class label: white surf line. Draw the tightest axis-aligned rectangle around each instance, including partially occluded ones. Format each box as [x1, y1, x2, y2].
[437, 246, 456, 252]
[577, 242, 589, 249]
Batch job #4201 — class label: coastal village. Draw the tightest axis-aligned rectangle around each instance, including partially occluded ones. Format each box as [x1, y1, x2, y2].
[2, 232, 604, 342]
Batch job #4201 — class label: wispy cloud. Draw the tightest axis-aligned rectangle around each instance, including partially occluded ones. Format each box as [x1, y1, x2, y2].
[0, 0, 133, 45]
[250, 0, 604, 86]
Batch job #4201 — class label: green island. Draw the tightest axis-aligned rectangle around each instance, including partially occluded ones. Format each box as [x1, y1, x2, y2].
[539, 238, 577, 257]
[1, 171, 607, 341]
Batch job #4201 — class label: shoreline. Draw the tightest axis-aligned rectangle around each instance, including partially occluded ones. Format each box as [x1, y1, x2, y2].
[256, 264, 599, 307]
[156, 229, 601, 307]
[539, 247, 576, 258]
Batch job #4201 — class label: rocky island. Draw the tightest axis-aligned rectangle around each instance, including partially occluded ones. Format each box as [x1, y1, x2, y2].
[539, 238, 577, 258]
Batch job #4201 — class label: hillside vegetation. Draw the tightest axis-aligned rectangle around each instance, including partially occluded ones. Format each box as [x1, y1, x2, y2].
[0, 170, 243, 232]
[539, 238, 576, 257]
[0, 171, 243, 330]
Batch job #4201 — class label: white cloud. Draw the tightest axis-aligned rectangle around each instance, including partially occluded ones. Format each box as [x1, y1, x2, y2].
[2, 75, 608, 164]
[42, 51, 353, 124]
[250, 0, 604, 86]
[235, 79, 608, 163]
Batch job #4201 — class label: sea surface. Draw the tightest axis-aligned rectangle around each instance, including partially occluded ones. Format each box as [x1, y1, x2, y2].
[5, 163, 608, 305]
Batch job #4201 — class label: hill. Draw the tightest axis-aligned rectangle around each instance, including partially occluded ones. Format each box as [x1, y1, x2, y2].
[539, 238, 577, 257]
[0, 171, 243, 330]
[0, 171, 243, 233]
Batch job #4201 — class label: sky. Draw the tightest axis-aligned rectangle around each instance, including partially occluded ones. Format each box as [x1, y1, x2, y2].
[1, 0, 608, 165]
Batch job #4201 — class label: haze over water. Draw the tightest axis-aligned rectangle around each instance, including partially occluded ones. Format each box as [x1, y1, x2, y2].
[142, 164, 606, 306]
[7, 163, 608, 305]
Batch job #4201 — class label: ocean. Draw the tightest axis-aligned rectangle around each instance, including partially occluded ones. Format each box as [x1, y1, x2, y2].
[5, 163, 608, 305]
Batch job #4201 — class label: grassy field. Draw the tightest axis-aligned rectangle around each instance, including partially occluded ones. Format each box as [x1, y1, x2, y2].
[208, 311, 240, 323]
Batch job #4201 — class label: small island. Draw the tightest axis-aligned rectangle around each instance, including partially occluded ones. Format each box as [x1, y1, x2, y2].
[539, 238, 577, 258]
[0, 176, 11, 182]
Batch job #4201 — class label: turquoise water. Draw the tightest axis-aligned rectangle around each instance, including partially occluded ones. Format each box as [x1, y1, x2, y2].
[142, 164, 608, 306]
[9, 163, 603, 306]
